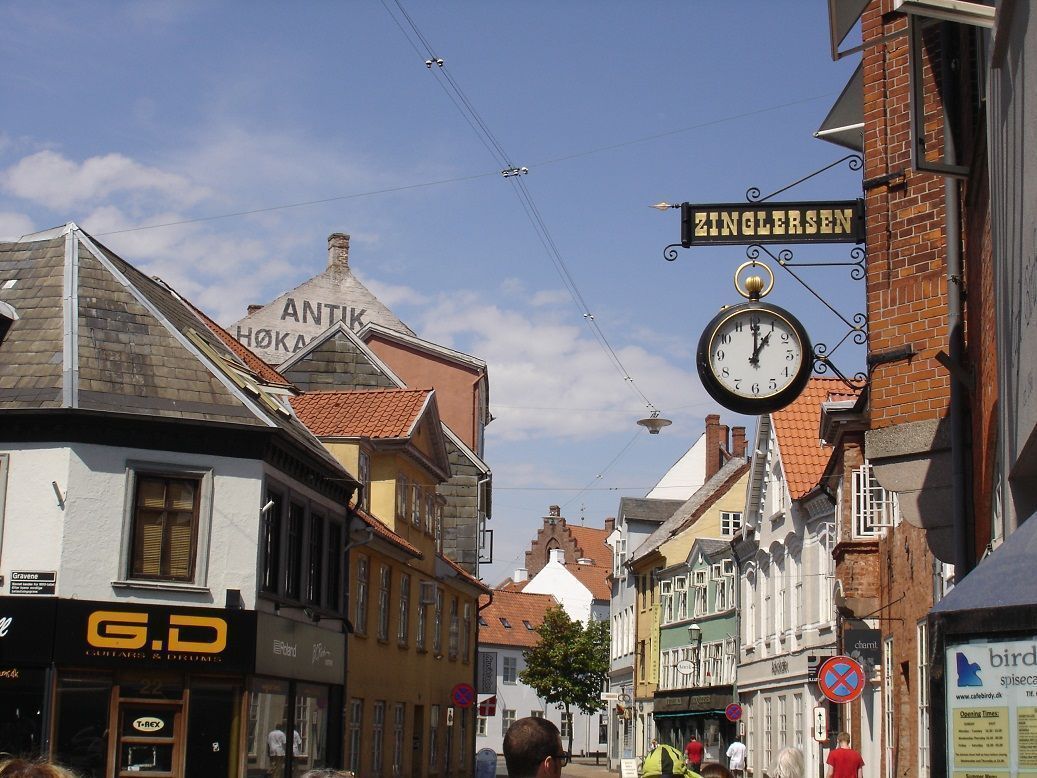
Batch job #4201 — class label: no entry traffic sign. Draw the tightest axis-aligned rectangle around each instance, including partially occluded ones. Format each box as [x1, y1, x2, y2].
[452, 682, 476, 708]
[817, 656, 866, 704]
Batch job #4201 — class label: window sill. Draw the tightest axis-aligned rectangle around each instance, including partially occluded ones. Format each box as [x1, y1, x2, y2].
[112, 580, 210, 595]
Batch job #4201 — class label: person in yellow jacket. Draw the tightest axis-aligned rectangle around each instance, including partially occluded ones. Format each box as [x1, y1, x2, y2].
[641, 743, 702, 778]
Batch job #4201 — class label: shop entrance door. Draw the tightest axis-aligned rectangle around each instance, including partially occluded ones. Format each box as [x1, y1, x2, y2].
[114, 699, 183, 777]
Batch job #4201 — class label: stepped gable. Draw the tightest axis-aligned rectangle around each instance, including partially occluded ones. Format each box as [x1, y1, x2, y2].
[230, 232, 416, 366]
[772, 378, 851, 499]
[478, 589, 559, 647]
[523, 505, 616, 577]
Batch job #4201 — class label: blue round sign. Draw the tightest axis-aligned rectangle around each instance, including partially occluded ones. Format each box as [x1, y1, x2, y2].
[725, 703, 743, 722]
[818, 656, 866, 703]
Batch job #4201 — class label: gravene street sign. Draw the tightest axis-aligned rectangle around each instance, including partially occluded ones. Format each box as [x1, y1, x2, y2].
[680, 200, 865, 247]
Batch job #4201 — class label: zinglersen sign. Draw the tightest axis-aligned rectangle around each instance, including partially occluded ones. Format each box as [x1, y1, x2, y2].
[680, 200, 865, 246]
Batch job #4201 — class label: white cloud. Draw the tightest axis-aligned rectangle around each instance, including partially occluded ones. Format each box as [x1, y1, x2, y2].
[0, 211, 34, 241]
[415, 289, 703, 442]
[530, 288, 571, 307]
[2, 150, 208, 211]
[364, 278, 429, 309]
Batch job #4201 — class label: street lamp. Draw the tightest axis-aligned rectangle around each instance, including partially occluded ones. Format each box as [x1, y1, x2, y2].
[687, 623, 702, 644]
[637, 410, 672, 435]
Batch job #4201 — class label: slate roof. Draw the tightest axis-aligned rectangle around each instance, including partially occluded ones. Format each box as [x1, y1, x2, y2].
[618, 497, 684, 525]
[478, 589, 559, 648]
[289, 389, 433, 439]
[0, 224, 353, 480]
[688, 538, 734, 564]
[628, 457, 750, 565]
[772, 378, 847, 499]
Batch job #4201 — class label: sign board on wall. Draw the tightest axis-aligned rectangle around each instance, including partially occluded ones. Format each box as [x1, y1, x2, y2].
[9, 571, 56, 596]
[680, 200, 866, 247]
[478, 651, 497, 694]
[254, 612, 345, 684]
[945, 637, 1037, 774]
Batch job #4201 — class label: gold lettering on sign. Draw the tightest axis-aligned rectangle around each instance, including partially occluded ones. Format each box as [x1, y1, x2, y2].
[88, 611, 148, 649]
[168, 614, 228, 653]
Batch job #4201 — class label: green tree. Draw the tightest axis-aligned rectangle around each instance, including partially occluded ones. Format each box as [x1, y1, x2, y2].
[519, 605, 610, 756]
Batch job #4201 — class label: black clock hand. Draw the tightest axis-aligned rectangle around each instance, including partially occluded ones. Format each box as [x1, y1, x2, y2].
[751, 331, 772, 364]
[750, 322, 760, 365]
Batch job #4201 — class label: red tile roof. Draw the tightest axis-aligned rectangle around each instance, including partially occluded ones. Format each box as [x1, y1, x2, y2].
[772, 378, 849, 499]
[477, 589, 558, 648]
[563, 562, 612, 600]
[184, 294, 295, 389]
[566, 524, 613, 568]
[290, 389, 432, 438]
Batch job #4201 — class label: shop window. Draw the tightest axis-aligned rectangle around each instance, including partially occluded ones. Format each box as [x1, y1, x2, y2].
[1, 666, 49, 762]
[247, 678, 290, 775]
[355, 555, 370, 636]
[125, 466, 211, 584]
[398, 573, 411, 646]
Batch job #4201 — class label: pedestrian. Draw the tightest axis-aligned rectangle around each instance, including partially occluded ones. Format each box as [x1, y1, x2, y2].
[650, 739, 659, 752]
[770, 747, 805, 778]
[642, 743, 698, 778]
[684, 736, 705, 774]
[503, 716, 569, 778]
[726, 736, 747, 778]
[0, 757, 80, 777]
[825, 733, 864, 778]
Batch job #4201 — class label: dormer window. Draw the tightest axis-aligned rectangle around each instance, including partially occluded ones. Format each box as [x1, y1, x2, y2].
[523, 620, 535, 631]
[499, 617, 512, 629]
[0, 301, 18, 344]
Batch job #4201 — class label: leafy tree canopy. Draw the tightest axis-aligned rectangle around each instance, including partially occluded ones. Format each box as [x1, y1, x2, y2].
[519, 605, 610, 721]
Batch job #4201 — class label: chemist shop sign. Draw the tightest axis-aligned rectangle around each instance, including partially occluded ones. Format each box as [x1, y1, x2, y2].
[945, 637, 1037, 776]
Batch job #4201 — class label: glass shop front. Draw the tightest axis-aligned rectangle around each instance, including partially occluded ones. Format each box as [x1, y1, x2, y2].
[0, 597, 344, 778]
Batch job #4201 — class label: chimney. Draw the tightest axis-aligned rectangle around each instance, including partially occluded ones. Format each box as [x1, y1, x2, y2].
[247, 304, 263, 315]
[549, 549, 566, 565]
[732, 426, 748, 460]
[705, 414, 727, 480]
[513, 567, 528, 583]
[605, 517, 616, 534]
[327, 233, 350, 273]
[546, 505, 561, 526]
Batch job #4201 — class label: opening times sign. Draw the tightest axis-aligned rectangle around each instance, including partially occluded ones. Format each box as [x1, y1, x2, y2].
[946, 637, 1037, 777]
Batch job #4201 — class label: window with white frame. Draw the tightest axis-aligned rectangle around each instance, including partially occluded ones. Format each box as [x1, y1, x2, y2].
[358, 449, 371, 511]
[692, 570, 708, 616]
[764, 697, 773, 769]
[674, 576, 689, 620]
[503, 656, 518, 684]
[355, 555, 370, 636]
[702, 642, 725, 686]
[393, 703, 405, 777]
[917, 622, 931, 778]
[745, 575, 756, 644]
[613, 534, 627, 578]
[378, 565, 392, 641]
[721, 511, 742, 537]
[463, 602, 472, 662]
[477, 715, 487, 737]
[715, 566, 734, 612]
[372, 700, 386, 776]
[794, 693, 803, 749]
[775, 561, 786, 635]
[778, 695, 787, 749]
[349, 698, 363, 775]
[763, 567, 773, 637]
[660, 579, 674, 623]
[560, 711, 573, 738]
[125, 466, 212, 584]
[433, 587, 443, 655]
[448, 596, 459, 660]
[398, 573, 410, 646]
[853, 462, 899, 537]
[502, 708, 516, 735]
[791, 553, 802, 629]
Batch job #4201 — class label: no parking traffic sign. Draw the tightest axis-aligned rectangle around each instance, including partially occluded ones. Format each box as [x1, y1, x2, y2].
[817, 656, 866, 704]
[452, 682, 476, 708]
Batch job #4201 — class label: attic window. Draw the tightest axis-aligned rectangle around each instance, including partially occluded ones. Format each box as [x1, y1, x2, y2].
[523, 620, 535, 631]
[0, 301, 18, 344]
[499, 617, 512, 629]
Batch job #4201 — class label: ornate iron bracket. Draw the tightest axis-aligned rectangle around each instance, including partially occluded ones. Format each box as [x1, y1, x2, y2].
[746, 154, 862, 203]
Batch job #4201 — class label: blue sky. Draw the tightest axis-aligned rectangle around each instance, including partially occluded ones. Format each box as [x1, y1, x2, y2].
[0, 2, 864, 585]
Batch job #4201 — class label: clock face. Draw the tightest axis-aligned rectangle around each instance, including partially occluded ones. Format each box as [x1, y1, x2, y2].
[696, 302, 812, 415]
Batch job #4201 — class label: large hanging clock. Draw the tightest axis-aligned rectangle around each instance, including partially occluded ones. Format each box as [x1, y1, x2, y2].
[696, 263, 812, 416]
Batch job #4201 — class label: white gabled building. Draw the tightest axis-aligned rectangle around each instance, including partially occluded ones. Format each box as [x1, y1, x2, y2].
[733, 379, 846, 776]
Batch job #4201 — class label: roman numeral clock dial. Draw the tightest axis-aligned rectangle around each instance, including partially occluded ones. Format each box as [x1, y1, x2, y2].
[696, 301, 812, 416]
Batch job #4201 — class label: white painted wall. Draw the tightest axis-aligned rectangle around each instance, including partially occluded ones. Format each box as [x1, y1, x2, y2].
[646, 433, 705, 500]
[0, 442, 345, 607]
[522, 558, 594, 623]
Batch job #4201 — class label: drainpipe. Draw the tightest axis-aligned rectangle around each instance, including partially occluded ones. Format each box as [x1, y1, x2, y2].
[942, 22, 972, 584]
